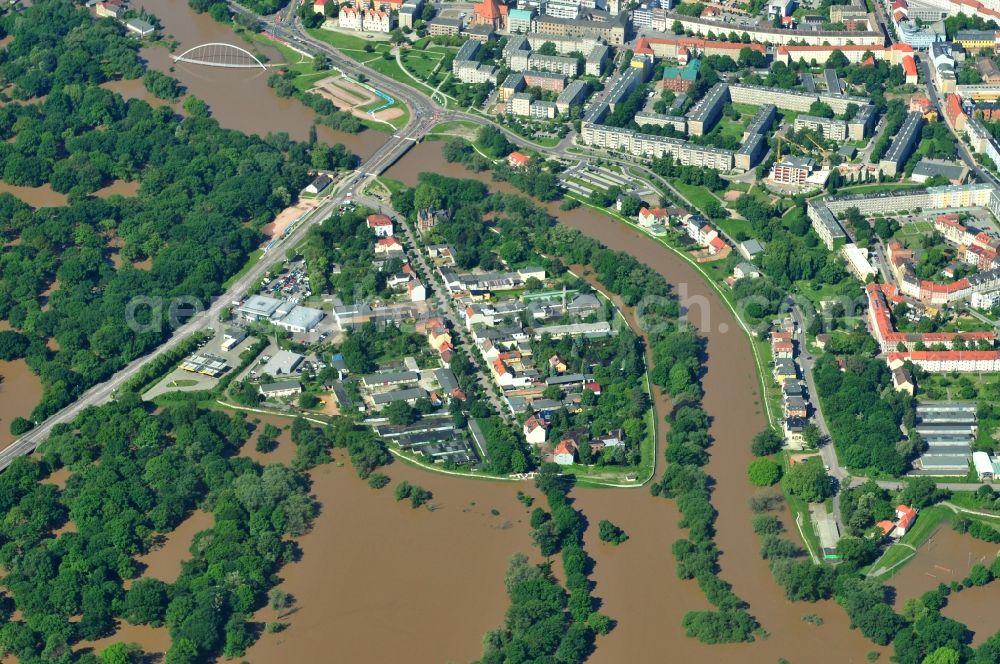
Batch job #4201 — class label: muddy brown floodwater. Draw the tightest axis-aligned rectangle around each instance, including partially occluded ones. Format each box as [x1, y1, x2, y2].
[131, 0, 385, 160]
[0, 321, 42, 450]
[0, 182, 67, 208]
[380, 141, 887, 662]
[889, 523, 1000, 604]
[244, 450, 543, 663]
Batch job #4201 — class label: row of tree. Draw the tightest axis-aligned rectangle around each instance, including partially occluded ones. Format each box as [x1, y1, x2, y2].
[0, 0, 357, 430]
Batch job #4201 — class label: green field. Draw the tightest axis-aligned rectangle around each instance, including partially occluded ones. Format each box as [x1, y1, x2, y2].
[402, 49, 444, 79]
[673, 181, 724, 214]
[305, 27, 387, 54]
[428, 119, 479, 136]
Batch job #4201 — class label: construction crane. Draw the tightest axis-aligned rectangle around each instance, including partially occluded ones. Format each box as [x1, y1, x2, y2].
[775, 133, 832, 170]
[803, 133, 833, 170]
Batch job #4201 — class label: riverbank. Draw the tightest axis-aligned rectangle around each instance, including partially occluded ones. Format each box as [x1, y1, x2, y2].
[383, 141, 886, 662]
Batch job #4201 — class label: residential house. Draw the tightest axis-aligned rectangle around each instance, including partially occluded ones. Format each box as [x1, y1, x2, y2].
[374, 236, 404, 255]
[417, 208, 448, 233]
[772, 340, 794, 359]
[523, 415, 548, 444]
[893, 505, 918, 538]
[95, 1, 124, 18]
[548, 354, 568, 373]
[407, 280, 427, 302]
[638, 206, 668, 228]
[774, 358, 798, 382]
[553, 436, 578, 465]
[784, 395, 808, 418]
[734, 262, 761, 280]
[783, 417, 807, 448]
[737, 238, 766, 260]
[507, 151, 531, 168]
[892, 366, 915, 395]
[597, 429, 624, 447]
[367, 213, 394, 237]
[305, 174, 332, 194]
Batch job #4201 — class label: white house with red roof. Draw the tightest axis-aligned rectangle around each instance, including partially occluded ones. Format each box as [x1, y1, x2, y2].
[374, 236, 403, 254]
[367, 213, 394, 237]
[553, 437, 578, 465]
[638, 207, 668, 228]
[313, 0, 327, 13]
[893, 505, 918, 538]
[523, 415, 548, 445]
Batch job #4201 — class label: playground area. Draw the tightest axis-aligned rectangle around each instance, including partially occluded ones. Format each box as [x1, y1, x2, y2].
[310, 75, 403, 123]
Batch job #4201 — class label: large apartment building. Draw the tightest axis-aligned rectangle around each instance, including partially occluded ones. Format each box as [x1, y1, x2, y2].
[533, 10, 627, 45]
[580, 123, 734, 170]
[794, 115, 848, 141]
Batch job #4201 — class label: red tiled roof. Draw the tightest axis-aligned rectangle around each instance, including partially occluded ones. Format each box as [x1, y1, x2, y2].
[921, 278, 970, 294]
[888, 350, 1000, 362]
[554, 438, 577, 456]
[507, 151, 531, 167]
[634, 36, 764, 56]
[585, 381, 601, 394]
[709, 237, 726, 250]
[902, 55, 917, 76]
[474, 0, 506, 20]
[877, 520, 895, 536]
[367, 213, 392, 227]
[524, 415, 547, 431]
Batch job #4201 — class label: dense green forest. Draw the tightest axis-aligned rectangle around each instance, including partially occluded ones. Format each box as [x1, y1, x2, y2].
[0, 0, 354, 430]
[0, 391, 390, 662]
[189, 0, 289, 19]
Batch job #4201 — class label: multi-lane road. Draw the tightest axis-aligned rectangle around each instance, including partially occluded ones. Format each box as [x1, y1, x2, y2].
[1, 3, 571, 472]
[0, 86, 435, 471]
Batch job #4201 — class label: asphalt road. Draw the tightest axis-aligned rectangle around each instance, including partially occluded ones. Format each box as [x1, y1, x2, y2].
[0, 94, 430, 471]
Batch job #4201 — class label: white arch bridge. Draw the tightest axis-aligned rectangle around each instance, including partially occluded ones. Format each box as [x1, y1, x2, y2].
[172, 43, 270, 70]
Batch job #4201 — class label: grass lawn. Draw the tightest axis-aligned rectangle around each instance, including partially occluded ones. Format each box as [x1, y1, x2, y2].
[166, 379, 199, 388]
[305, 27, 386, 54]
[402, 49, 445, 79]
[868, 505, 953, 581]
[715, 216, 753, 240]
[428, 119, 479, 136]
[716, 116, 747, 143]
[366, 56, 419, 87]
[673, 181, 724, 214]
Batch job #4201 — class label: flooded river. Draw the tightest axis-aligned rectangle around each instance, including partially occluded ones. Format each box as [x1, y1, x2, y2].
[379, 141, 886, 662]
[890, 523, 1000, 604]
[244, 450, 542, 663]
[0, 182, 67, 208]
[0, 321, 42, 450]
[131, 0, 385, 160]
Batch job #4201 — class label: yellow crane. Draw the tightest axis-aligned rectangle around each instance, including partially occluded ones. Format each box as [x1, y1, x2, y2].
[776, 133, 832, 170]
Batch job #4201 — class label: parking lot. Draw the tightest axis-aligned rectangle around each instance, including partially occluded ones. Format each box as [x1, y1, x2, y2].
[143, 334, 261, 401]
